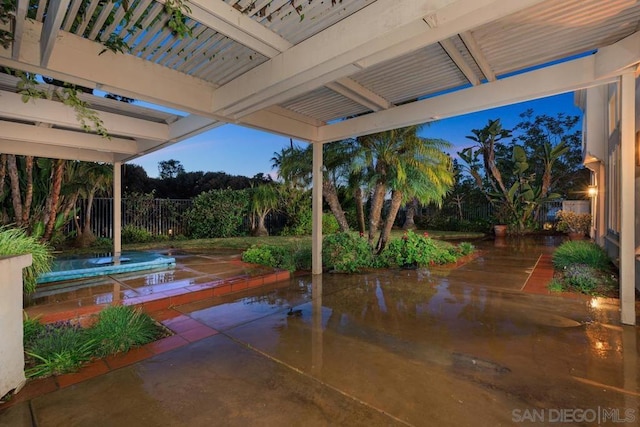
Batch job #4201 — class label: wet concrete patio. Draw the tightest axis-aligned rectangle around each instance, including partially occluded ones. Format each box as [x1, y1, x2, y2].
[2, 237, 639, 426]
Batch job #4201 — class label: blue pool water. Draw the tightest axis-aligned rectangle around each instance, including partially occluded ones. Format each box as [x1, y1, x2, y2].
[37, 251, 176, 284]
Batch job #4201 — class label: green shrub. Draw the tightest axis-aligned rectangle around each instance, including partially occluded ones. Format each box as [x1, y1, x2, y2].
[322, 214, 340, 234]
[552, 241, 611, 271]
[122, 225, 153, 244]
[25, 322, 96, 378]
[242, 244, 295, 272]
[0, 226, 53, 293]
[187, 189, 250, 238]
[281, 208, 313, 236]
[379, 231, 457, 268]
[89, 306, 161, 357]
[457, 242, 475, 256]
[293, 247, 313, 270]
[322, 232, 373, 273]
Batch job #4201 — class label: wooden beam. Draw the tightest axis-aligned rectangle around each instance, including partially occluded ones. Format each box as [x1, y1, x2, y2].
[318, 55, 616, 143]
[40, 0, 71, 66]
[0, 121, 141, 155]
[0, 139, 114, 162]
[214, 0, 546, 118]
[0, 20, 217, 116]
[326, 78, 393, 111]
[459, 30, 496, 82]
[11, 0, 28, 60]
[0, 90, 170, 141]
[439, 38, 480, 86]
[155, 0, 291, 58]
[595, 31, 640, 79]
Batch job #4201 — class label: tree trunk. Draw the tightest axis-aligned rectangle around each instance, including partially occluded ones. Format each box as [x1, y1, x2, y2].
[376, 190, 403, 253]
[323, 180, 350, 232]
[252, 212, 269, 236]
[6, 155, 23, 226]
[76, 189, 97, 247]
[402, 198, 417, 230]
[22, 156, 34, 226]
[355, 186, 366, 235]
[367, 182, 386, 246]
[42, 159, 65, 241]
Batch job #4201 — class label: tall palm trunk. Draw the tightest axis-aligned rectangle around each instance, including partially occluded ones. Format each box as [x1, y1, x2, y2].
[7, 155, 23, 225]
[367, 181, 386, 246]
[22, 156, 34, 226]
[355, 186, 366, 235]
[377, 190, 403, 253]
[43, 159, 65, 241]
[323, 180, 350, 232]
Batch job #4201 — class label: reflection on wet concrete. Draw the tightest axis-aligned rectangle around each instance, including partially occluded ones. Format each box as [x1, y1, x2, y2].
[9, 237, 640, 426]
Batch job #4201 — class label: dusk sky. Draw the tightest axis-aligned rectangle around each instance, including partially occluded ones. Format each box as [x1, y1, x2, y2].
[132, 92, 582, 179]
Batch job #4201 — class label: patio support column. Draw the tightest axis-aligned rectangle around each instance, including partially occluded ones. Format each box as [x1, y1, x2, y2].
[311, 142, 323, 275]
[619, 70, 636, 325]
[113, 161, 122, 260]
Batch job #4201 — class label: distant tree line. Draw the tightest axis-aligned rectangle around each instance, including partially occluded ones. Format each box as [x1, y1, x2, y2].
[122, 160, 272, 199]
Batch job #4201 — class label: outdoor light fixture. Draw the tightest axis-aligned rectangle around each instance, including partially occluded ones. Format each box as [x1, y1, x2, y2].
[587, 185, 598, 198]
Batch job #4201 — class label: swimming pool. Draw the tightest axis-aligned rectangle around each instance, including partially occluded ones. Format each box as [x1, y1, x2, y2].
[37, 251, 176, 284]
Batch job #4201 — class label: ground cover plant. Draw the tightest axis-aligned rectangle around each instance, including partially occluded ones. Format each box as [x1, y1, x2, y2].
[24, 306, 164, 378]
[549, 240, 617, 297]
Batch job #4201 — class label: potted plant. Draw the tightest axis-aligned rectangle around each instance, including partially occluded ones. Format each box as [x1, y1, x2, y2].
[492, 202, 511, 238]
[555, 210, 591, 239]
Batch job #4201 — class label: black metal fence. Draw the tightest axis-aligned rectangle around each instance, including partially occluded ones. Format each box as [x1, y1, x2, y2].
[67, 198, 568, 239]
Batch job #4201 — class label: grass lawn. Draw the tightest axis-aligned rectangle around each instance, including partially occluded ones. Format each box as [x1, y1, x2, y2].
[60, 230, 486, 255]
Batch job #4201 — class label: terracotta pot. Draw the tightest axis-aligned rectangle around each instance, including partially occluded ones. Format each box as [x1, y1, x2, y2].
[494, 224, 507, 238]
[568, 232, 585, 240]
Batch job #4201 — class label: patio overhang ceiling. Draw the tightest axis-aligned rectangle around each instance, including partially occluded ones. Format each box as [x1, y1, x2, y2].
[0, 0, 639, 162]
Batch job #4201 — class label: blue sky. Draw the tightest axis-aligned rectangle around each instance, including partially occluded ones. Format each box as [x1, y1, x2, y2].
[132, 92, 582, 178]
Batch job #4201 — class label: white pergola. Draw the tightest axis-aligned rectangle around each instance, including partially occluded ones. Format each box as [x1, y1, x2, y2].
[0, 0, 639, 322]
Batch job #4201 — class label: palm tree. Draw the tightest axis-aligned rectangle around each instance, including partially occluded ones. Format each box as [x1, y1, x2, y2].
[75, 162, 113, 247]
[357, 125, 453, 251]
[272, 142, 352, 232]
[250, 184, 279, 236]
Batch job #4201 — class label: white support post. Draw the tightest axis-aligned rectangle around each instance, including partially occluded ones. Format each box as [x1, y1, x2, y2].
[113, 161, 122, 260]
[311, 142, 323, 275]
[619, 71, 636, 325]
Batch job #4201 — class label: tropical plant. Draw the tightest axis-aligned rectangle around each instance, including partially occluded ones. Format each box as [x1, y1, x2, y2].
[249, 184, 280, 236]
[0, 226, 53, 293]
[74, 162, 113, 247]
[458, 119, 563, 233]
[356, 125, 453, 252]
[272, 142, 352, 232]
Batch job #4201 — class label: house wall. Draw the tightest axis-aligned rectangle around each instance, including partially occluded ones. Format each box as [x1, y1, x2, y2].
[580, 75, 640, 292]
